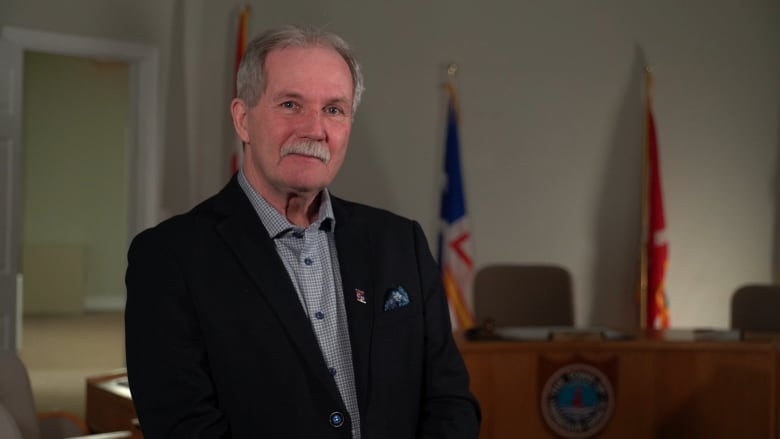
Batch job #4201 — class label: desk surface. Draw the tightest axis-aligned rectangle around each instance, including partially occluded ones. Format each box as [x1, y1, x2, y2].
[458, 327, 780, 351]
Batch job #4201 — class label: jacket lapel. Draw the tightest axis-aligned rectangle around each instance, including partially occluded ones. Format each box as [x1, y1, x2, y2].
[332, 197, 374, 413]
[213, 177, 342, 404]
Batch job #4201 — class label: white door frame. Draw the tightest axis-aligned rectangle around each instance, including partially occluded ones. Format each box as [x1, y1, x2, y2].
[1, 26, 162, 237]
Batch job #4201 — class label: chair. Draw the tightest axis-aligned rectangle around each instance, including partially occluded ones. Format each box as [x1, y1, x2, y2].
[730, 284, 780, 332]
[473, 264, 574, 327]
[0, 352, 132, 439]
[0, 403, 23, 439]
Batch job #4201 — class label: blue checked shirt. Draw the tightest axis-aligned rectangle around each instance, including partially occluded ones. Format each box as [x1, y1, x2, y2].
[238, 171, 361, 438]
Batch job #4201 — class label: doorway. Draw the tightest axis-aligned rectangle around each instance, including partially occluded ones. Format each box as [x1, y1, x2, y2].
[0, 26, 160, 352]
[22, 51, 130, 315]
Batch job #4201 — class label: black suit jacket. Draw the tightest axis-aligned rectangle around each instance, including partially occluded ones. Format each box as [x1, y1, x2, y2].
[124, 176, 480, 438]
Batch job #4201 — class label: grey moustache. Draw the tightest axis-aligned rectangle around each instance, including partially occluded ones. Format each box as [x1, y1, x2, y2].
[281, 140, 330, 163]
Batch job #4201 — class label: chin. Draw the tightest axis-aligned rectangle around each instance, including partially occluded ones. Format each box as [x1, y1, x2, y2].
[285, 178, 331, 194]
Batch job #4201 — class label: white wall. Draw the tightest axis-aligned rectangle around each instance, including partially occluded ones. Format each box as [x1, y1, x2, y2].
[22, 51, 129, 311]
[2, 0, 778, 328]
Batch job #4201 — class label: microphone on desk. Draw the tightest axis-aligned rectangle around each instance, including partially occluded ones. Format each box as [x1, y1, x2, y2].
[465, 318, 502, 341]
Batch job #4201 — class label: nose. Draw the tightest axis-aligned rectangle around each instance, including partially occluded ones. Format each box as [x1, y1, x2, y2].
[298, 108, 326, 141]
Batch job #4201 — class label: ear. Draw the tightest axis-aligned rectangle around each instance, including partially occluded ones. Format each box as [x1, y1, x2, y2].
[230, 98, 251, 143]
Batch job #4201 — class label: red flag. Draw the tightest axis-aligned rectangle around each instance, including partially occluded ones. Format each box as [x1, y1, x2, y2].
[231, 6, 250, 174]
[643, 72, 670, 329]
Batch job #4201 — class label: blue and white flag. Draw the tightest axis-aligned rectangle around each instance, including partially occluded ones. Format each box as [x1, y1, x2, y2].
[438, 83, 475, 329]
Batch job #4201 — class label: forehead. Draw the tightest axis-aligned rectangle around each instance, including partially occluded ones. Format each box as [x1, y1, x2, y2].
[263, 45, 353, 96]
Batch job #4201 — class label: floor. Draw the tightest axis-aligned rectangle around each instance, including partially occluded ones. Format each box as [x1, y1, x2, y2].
[19, 312, 125, 417]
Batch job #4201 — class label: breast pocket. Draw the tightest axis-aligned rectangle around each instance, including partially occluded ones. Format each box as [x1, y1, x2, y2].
[375, 299, 422, 329]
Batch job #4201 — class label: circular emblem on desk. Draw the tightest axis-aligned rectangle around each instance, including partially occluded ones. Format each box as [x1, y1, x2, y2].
[540, 363, 614, 438]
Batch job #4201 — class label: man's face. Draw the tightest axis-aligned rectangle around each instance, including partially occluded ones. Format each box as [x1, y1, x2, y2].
[232, 45, 354, 201]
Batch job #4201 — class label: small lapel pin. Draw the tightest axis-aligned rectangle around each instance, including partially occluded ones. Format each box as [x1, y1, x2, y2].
[355, 288, 367, 304]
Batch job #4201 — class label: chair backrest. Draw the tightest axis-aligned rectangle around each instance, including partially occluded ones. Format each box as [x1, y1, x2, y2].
[473, 264, 574, 327]
[0, 403, 23, 439]
[730, 284, 780, 331]
[0, 353, 40, 439]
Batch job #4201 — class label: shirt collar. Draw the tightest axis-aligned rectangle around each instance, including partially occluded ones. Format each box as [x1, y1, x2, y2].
[237, 170, 335, 237]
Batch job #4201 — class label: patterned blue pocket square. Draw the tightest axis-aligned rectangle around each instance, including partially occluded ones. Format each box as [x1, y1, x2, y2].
[384, 286, 410, 311]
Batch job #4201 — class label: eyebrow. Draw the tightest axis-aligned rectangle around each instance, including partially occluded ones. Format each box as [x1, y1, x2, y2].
[271, 91, 304, 102]
[325, 97, 351, 108]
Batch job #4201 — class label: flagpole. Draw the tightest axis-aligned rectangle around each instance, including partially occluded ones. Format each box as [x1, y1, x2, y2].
[639, 67, 653, 330]
[439, 62, 476, 329]
[446, 63, 459, 111]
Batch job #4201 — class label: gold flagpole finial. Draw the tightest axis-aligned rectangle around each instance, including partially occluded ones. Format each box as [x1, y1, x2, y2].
[645, 66, 654, 98]
[447, 63, 458, 80]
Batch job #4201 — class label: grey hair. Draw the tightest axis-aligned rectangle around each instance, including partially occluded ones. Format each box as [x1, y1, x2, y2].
[236, 24, 365, 115]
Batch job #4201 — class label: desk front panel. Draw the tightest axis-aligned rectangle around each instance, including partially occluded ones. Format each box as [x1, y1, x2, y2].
[458, 336, 780, 438]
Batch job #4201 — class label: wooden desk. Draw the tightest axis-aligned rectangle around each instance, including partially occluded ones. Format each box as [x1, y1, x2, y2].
[86, 370, 141, 438]
[457, 330, 780, 438]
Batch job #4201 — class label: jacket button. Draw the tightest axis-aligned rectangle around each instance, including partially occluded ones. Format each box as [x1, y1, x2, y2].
[329, 411, 344, 428]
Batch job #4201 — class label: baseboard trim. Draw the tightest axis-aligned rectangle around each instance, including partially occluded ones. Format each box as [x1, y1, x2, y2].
[85, 295, 126, 312]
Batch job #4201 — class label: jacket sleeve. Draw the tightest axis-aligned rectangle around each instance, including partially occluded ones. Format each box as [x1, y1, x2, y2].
[124, 227, 230, 439]
[413, 221, 481, 438]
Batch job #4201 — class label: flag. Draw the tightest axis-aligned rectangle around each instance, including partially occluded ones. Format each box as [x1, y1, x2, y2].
[641, 71, 670, 329]
[438, 82, 476, 330]
[230, 5, 250, 174]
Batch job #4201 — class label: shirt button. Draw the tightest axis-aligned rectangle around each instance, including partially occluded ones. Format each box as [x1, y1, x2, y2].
[329, 411, 344, 428]
[304, 257, 313, 266]
[328, 367, 337, 376]
[315, 311, 325, 320]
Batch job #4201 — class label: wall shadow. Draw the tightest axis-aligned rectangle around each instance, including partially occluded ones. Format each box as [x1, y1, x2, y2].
[160, 0, 193, 216]
[773, 96, 780, 283]
[329, 114, 394, 214]
[588, 46, 647, 327]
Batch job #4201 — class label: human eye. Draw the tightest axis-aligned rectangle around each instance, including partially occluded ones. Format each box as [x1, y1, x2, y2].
[280, 101, 300, 111]
[324, 105, 346, 116]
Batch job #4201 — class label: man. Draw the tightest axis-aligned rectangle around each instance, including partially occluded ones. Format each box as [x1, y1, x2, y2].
[125, 25, 480, 439]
